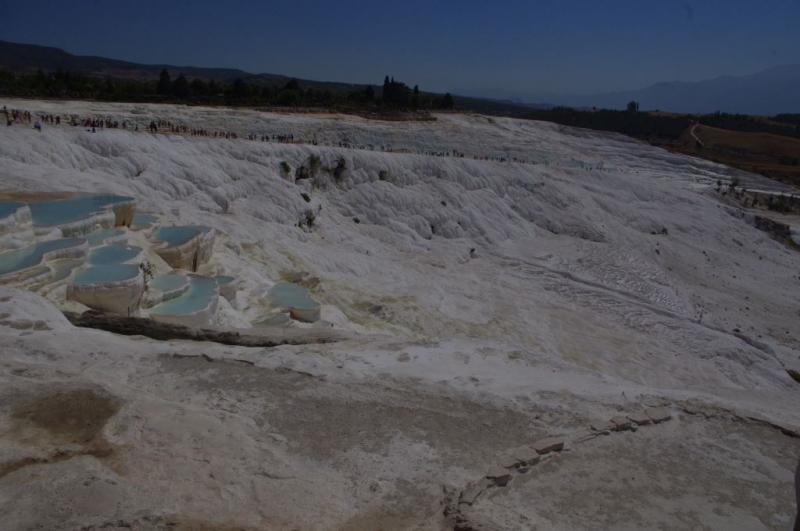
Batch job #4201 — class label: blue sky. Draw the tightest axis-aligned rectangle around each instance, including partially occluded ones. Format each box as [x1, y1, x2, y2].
[2, 0, 799, 95]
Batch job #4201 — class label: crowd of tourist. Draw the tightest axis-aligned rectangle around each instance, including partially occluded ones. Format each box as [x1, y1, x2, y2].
[3, 105, 32, 126]
[3, 104, 540, 164]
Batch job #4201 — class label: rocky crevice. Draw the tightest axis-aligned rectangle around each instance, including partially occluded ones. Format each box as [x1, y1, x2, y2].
[443, 403, 799, 531]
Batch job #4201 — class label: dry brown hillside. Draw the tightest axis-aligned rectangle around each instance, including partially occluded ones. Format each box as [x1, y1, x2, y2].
[658, 123, 800, 188]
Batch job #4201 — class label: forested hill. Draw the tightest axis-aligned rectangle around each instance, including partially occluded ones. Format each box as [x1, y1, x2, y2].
[0, 39, 360, 93]
[0, 39, 524, 115]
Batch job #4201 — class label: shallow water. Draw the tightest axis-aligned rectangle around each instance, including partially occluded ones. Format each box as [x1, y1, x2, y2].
[153, 226, 202, 247]
[86, 228, 126, 247]
[87, 244, 142, 265]
[150, 274, 190, 292]
[151, 274, 216, 315]
[0, 202, 26, 219]
[269, 282, 320, 311]
[52, 259, 85, 282]
[132, 213, 158, 224]
[0, 238, 86, 276]
[27, 194, 133, 227]
[131, 213, 159, 230]
[73, 264, 140, 284]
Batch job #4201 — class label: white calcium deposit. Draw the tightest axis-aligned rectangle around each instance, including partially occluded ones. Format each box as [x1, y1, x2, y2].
[0, 98, 798, 531]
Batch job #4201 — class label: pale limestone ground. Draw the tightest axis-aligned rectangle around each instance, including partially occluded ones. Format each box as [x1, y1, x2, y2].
[1, 290, 798, 531]
[0, 100, 799, 530]
[464, 417, 798, 531]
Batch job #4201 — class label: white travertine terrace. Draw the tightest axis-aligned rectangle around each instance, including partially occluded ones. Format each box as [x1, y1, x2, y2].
[0, 238, 89, 285]
[66, 265, 144, 316]
[149, 274, 220, 326]
[214, 275, 237, 302]
[0, 204, 33, 251]
[151, 226, 216, 271]
[142, 274, 192, 309]
[1, 100, 799, 531]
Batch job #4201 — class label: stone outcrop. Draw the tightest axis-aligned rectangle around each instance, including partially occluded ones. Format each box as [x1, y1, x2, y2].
[532, 437, 565, 454]
[610, 415, 632, 431]
[645, 407, 672, 423]
[459, 479, 493, 506]
[485, 466, 511, 487]
[590, 420, 616, 433]
[510, 447, 540, 466]
[627, 411, 651, 426]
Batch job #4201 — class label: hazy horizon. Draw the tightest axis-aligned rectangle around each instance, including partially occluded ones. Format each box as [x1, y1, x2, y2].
[3, 0, 799, 96]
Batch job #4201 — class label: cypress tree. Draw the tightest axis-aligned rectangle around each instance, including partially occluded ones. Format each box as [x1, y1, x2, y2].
[157, 69, 172, 96]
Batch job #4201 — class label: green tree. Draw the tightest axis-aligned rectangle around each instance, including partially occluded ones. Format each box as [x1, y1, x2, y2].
[172, 74, 191, 100]
[278, 79, 303, 106]
[103, 77, 115, 97]
[626, 100, 639, 113]
[190, 78, 209, 98]
[261, 85, 277, 103]
[157, 69, 172, 96]
[381, 76, 412, 108]
[230, 77, 248, 100]
[439, 92, 455, 109]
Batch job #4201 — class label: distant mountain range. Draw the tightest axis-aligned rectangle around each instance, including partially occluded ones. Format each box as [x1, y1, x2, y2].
[457, 64, 800, 115]
[0, 40, 362, 93]
[0, 40, 546, 117]
[2, 39, 798, 115]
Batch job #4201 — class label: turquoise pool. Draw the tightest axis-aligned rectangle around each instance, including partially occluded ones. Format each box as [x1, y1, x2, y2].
[0, 202, 26, 219]
[52, 259, 85, 282]
[153, 226, 202, 247]
[151, 275, 217, 315]
[269, 283, 320, 311]
[27, 194, 134, 227]
[73, 264, 140, 285]
[0, 238, 86, 276]
[86, 228, 126, 247]
[131, 213, 159, 230]
[87, 244, 142, 265]
[150, 274, 191, 293]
